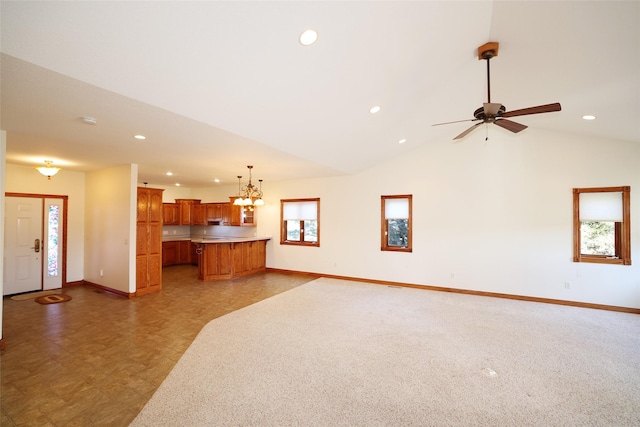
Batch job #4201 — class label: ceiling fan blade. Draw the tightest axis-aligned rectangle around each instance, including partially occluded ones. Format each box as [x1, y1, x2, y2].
[432, 118, 479, 126]
[501, 102, 561, 118]
[483, 102, 503, 116]
[494, 118, 527, 133]
[453, 122, 483, 140]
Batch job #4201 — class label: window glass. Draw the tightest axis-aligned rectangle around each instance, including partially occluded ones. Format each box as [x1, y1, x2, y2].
[47, 204, 60, 277]
[581, 221, 615, 256]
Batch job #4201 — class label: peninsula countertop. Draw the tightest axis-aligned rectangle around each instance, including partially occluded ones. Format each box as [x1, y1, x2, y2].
[162, 235, 271, 243]
[191, 236, 271, 244]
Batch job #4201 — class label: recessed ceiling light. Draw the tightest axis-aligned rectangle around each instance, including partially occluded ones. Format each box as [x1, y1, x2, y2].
[582, 115, 596, 120]
[299, 29, 318, 46]
[398, 139, 407, 144]
[166, 172, 173, 176]
[134, 134, 146, 140]
[370, 105, 381, 114]
[214, 178, 220, 183]
[175, 183, 181, 187]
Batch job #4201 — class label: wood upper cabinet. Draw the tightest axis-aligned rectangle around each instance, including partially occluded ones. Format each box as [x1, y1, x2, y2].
[175, 199, 202, 225]
[206, 203, 227, 221]
[162, 203, 179, 225]
[192, 204, 207, 225]
[137, 187, 164, 296]
[227, 198, 257, 227]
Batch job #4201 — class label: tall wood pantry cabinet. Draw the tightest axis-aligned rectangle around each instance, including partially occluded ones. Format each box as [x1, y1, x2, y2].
[136, 187, 164, 296]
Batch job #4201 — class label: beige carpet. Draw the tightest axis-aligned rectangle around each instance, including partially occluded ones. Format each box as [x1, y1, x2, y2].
[131, 278, 640, 426]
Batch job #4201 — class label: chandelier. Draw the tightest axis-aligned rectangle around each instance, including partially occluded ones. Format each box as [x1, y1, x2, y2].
[35, 160, 61, 180]
[233, 165, 264, 207]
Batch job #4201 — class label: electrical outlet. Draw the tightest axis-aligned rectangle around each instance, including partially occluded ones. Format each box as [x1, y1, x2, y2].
[564, 281, 571, 289]
[100, 269, 104, 277]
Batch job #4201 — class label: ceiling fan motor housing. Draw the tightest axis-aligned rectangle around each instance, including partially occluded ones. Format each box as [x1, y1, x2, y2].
[474, 105, 505, 121]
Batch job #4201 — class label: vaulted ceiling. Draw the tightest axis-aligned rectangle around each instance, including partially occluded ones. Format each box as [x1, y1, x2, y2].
[1, 1, 638, 187]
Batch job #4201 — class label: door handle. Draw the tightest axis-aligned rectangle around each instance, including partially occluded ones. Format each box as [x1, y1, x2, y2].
[31, 238, 40, 253]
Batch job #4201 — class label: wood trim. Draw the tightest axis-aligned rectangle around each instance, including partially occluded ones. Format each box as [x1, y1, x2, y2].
[622, 188, 631, 265]
[5, 192, 68, 198]
[572, 189, 581, 262]
[265, 268, 640, 314]
[63, 280, 84, 288]
[572, 186, 628, 194]
[83, 280, 134, 299]
[0, 338, 5, 350]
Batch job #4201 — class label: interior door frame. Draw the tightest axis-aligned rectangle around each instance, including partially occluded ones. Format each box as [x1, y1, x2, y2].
[5, 192, 68, 288]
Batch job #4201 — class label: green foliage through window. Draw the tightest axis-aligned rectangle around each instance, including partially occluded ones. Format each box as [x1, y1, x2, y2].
[581, 221, 615, 256]
[387, 219, 408, 247]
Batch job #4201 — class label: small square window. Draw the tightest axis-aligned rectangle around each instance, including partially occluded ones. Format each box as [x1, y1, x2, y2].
[281, 198, 320, 247]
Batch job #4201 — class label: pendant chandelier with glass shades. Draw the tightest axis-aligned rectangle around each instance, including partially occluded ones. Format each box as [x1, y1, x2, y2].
[233, 165, 264, 207]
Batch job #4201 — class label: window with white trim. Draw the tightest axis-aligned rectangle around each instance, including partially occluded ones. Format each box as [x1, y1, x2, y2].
[280, 198, 320, 246]
[381, 195, 412, 252]
[573, 186, 631, 265]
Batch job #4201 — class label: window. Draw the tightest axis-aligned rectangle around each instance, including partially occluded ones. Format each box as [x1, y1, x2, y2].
[47, 203, 60, 277]
[381, 195, 412, 252]
[281, 198, 320, 246]
[573, 186, 631, 265]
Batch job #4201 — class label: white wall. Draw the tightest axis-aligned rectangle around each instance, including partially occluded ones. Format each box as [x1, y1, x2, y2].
[1, 131, 6, 343]
[248, 128, 639, 309]
[5, 163, 86, 283]
[4, 128, 636, 310]
[85, 164, 137, 293]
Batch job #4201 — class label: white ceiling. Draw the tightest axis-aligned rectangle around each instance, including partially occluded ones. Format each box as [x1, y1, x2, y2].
[1, 1, 639, 187]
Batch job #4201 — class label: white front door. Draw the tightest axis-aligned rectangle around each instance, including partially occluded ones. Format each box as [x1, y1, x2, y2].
[4, 197, 43, 295]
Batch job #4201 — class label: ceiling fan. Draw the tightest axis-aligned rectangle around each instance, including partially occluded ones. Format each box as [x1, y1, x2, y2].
[433, 42, 561, 140]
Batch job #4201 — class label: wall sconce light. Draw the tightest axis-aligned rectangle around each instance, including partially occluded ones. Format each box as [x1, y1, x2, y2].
[35, 160, 61, 180]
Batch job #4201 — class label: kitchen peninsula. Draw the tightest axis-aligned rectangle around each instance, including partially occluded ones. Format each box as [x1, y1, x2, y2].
[192, 237, 270, 281]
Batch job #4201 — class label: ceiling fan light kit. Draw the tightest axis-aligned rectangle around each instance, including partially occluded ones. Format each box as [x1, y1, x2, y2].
[434, 41, 561, 140]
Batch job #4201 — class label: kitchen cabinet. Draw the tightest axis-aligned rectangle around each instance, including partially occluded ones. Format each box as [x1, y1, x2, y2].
[175, 199, 202, 225]
[191, 242, 199, 266]
[162, 240, 192, 266]
[162, 241, 178, 266]
[137, 187, 164, 296]
[177, 240, 191, 264]
[192, 204, 207, 225]
[206, 203, 226, 221]
[198, 242, 232, 280]
[195, 238, 268, 281]
[162, 203, 180, 225]
[227, 198, 257, 227]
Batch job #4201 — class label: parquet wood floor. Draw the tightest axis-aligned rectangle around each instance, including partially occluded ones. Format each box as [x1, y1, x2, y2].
[1, 266, 313, 426]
